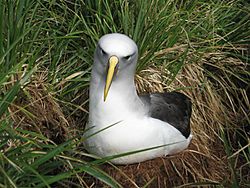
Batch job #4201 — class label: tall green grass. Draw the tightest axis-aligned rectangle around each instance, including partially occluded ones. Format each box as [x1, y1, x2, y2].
[0, 1, 120, 187]
[0, 0, 249, 187]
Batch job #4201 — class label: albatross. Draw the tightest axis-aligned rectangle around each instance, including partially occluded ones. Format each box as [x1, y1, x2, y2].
[85, 33, 192, 165]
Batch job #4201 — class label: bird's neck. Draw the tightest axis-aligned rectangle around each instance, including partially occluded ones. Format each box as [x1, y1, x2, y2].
[89, 72, 146, 128]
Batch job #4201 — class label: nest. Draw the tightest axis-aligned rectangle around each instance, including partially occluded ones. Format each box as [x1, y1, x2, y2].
[8, 74, 72, 144]
[7, 52, 249, 187]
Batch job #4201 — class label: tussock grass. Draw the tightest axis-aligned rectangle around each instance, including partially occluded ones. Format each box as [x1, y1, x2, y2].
[1, 0, 249, 187]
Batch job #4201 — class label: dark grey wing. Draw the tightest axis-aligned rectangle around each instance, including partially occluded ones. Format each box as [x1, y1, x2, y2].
[139, 91, 192, 138]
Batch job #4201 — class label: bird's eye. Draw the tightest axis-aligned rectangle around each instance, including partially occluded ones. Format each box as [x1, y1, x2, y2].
[100, 48, 107, 56]
[124, 55, 131, 61]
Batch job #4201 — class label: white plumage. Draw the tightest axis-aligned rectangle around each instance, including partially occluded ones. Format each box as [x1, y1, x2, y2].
[85, 33, 192, 164]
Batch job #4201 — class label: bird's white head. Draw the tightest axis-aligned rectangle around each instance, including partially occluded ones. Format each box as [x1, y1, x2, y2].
[93, 33, 138, 101]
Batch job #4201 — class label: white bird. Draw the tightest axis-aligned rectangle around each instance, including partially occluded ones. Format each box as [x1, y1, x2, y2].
[84, 33, 192, 165]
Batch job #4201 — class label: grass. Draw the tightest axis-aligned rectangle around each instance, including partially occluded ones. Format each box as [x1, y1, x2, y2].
[0, 0, 249, 187]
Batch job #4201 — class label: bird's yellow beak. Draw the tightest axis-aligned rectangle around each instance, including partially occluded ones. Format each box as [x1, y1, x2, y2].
[104, 56, 119, 101]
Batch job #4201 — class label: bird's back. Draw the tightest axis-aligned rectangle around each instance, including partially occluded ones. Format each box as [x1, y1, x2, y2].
[140, 91, 192, 138]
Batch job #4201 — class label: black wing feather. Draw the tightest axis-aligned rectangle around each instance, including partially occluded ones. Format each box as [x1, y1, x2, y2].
[139, 91, 192, 138]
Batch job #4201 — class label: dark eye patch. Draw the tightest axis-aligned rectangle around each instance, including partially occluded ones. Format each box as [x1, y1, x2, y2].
[124, 55, 131, 60]
[124, 52, 135, 61]
[100, 48, 107, 55]
[98, 45, 107, 56]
